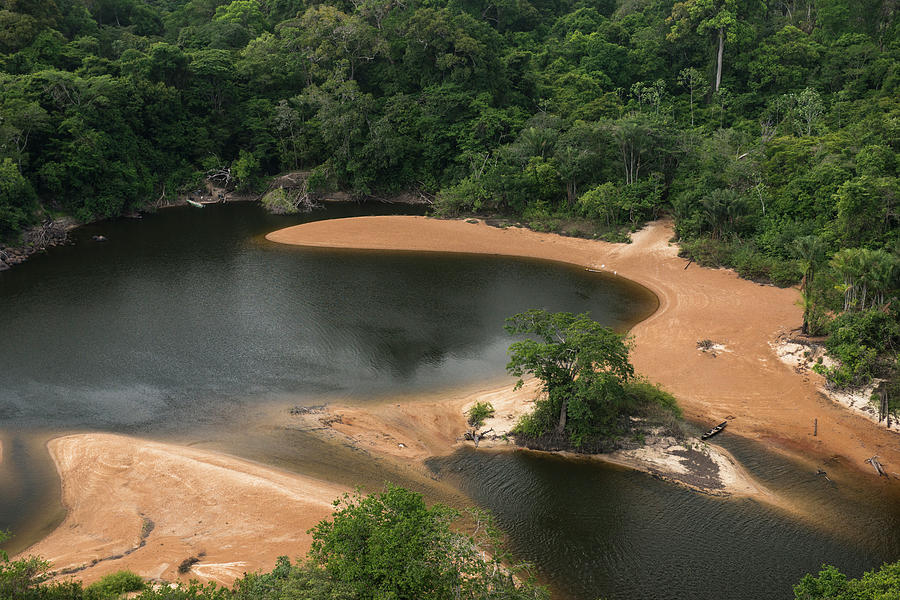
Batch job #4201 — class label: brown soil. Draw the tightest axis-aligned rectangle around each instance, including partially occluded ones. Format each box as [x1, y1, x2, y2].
[267, 216, 900, 482]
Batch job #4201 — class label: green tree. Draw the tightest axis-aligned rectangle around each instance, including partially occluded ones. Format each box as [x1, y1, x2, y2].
[678, 67, 707, 126]
[667, 0, 739, 92]
[794, 561, 900, 599]
[0, 157, 37, 240]
[506, 310, 634, 446]
[308, 485, 547, 600]
[791, 234, 825, 334]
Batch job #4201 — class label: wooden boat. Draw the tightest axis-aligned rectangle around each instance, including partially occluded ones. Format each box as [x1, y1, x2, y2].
[186, 198, 204, 208]
[700, 420, 727, 440]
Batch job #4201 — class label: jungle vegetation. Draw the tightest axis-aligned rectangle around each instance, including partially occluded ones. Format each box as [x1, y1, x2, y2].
[0, 488, 548, 599]
[506, 309, 683, 449]
[0, 0, 896, 412]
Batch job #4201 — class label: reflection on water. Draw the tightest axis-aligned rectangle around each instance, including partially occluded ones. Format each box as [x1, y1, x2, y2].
[0, 202, 655, 554]
[0, 203, 654, 432]
[1, 202, 897, 599]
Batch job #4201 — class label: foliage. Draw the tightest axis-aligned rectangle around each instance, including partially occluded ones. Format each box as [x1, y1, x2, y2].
[307, 484, 546, 600]
[506, 310, 684, 449]
[0, 0, 895, 433]
[506, 310, 631, 447]
[466, 401, 495, 428]
[815, 308, 900, 388]
[85, 571, 145, 597]
[0, 490, 548, 600]
[794, 561, 900, 599]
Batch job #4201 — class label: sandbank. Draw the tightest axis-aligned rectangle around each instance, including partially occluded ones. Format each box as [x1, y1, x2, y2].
[17, 434, 348, 586]
[291, 377, 774, 500]
[268, 216, 900, 481]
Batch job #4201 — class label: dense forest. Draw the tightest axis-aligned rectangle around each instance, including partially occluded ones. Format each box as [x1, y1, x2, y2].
[0, 1, 897, 400]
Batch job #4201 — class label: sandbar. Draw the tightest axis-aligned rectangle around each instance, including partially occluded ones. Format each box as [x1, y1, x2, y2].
[18, 434, 347, 586]
[268, 216, 900, 481]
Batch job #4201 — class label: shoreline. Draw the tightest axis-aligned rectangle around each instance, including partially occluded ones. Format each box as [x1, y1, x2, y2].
[289, 378, 777, 503]
[17, 434, 348, 586]
[13, 214, 898, 589]
[267, 216, 900, 480]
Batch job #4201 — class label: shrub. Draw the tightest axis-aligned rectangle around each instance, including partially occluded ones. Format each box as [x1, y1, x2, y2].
[816, 308, 899, 387]
[622, 380, 683, 419]
[466, 402, 495, 428]
[85, 570, 144, 597]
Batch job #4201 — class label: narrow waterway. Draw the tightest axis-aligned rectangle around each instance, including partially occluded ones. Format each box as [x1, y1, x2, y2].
[1, 202, 897, 599]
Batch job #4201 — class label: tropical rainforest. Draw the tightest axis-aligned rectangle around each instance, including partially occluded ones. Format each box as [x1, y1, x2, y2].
[1, 0, 897, 400]
[1, 0, 899, 596]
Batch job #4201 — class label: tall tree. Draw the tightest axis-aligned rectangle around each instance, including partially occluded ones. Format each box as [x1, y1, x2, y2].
[667, 0, 739, 92]
[791, 234, 825, 334]
[505, 310, 634, 446]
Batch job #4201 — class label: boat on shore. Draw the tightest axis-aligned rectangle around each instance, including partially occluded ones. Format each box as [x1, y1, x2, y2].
[186, 198, 204, 208]
[701, 420, 728, 440]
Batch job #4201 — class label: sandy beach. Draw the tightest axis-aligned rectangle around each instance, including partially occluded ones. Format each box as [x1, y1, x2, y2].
[14, 215, 898, 589]
[268, 216, 900, 480]
[290, 377, 775, 501]
[20, 434, 347, 586]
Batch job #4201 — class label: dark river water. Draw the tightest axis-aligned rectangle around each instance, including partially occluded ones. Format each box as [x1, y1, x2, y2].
[1, 203, 898, 599]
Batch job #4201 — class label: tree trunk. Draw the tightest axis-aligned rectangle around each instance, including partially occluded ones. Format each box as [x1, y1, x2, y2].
[715, 28, 724, 92]
[556, 397, 568, 435]
[690, 86, 694, 127]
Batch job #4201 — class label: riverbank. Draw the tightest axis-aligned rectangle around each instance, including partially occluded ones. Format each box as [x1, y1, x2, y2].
[286, 378, 773, 501]
[267, 216, 900, 482]
[0, 218, 77, 270]
[18, 434, 347, 586]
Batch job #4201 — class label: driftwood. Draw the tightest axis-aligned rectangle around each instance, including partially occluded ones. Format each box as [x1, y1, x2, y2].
[206, 166, 232, 188]
[865, 455, 887, 477]
[684, 258, 694, 270]
[464, 428, 494, 448]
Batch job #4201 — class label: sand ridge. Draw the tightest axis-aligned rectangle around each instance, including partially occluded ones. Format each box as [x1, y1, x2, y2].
[268, 216, 900, 480]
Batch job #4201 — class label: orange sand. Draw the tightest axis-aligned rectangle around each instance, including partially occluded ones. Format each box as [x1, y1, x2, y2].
[268, 216, 900, 480]
[18, 215, 899, 590]
[20, 434, 347, 586]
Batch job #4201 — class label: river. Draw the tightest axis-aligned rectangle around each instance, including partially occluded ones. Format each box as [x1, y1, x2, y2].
[0, 202, 897, 599]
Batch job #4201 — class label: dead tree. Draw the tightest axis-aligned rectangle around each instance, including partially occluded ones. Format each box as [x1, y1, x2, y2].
[865, 456, 887, 477]
[206, 166, 232, 189]
[464, 428, 493, 448]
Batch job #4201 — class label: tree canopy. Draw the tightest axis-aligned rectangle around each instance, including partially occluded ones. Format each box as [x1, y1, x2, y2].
[1, 489, 548, 600]
[506, 310, 635, 447]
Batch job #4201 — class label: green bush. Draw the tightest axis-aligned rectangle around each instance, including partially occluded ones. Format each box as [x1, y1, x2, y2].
[817, 309, 900, 387]
[85, 571, 144, 598]
[794, 561, 900, 599]
[622, 380, 682, 418]
[466, 402, 495, 428]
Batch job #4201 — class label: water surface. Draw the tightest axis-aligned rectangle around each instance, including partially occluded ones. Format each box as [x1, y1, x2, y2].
[1, 203, 897, 600]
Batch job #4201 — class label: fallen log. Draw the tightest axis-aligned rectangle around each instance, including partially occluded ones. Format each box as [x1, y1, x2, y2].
[865, 456, 887, 477]
[464, 428, 494, 448]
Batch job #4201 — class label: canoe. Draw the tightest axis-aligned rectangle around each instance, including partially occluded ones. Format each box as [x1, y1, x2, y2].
[186, 199, 204, 208]
[701, 420, 728, 440]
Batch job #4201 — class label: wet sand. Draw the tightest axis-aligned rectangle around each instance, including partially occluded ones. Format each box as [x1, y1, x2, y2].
[16, 215, 898, 588]
[268, 216, 900, 480]
[20, 434, 347, 586]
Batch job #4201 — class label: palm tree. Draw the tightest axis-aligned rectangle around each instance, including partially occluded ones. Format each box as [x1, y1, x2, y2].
[867, 250, 898, 309]
[830, 248, 862, 312]
[791, 235, 825, 334]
